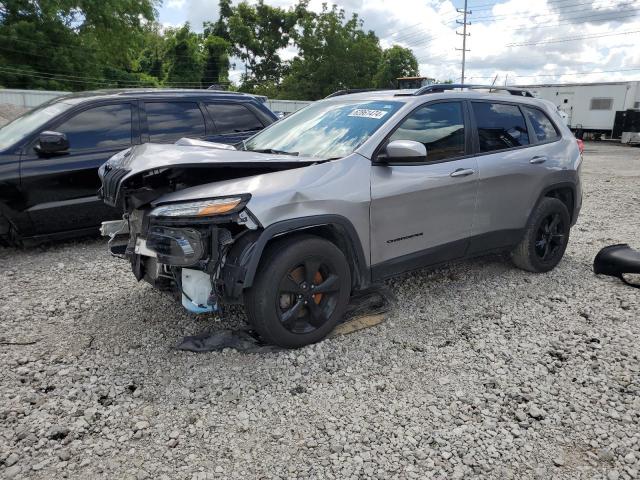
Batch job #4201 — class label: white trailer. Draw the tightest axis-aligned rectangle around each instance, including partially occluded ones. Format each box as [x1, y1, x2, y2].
[516, 81, 640, 136]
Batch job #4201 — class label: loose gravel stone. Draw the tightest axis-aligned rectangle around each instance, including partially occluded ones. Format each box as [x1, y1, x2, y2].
[0, 141, 639, 480]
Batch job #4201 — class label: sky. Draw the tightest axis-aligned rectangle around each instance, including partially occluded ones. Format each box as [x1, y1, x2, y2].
[158, 0, 640, 87]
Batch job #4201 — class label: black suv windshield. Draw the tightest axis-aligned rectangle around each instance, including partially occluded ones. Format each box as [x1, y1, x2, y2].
[0, 99, 74, 151]
[243, 99, 402, 158]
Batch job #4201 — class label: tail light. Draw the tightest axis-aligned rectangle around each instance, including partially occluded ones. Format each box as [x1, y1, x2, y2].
[576, 139, 584, 154]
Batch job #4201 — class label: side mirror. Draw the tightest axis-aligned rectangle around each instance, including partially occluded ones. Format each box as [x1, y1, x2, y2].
[35, 131, 69, 155]
[382, 140, 427, 162]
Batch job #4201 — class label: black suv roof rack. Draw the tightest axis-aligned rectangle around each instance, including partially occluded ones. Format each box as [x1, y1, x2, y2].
[325, 88, 395, 98]
[402, 83, 534, 97]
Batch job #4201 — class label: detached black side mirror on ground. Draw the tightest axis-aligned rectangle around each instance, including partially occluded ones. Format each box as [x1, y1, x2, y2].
[594, 244, 640, 288]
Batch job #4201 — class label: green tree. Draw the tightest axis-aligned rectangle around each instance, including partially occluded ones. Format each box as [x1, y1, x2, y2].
[0, 0, 158, 90]
[279, 5, 383, 100]
[201, 35, 230, 87]
[136, 24, 166, 83]
[217, 0, 302, 89]
[164, 23, 202, 88]
[374, 45, 419, 88]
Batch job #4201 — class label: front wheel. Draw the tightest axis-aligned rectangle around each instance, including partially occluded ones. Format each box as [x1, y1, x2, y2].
[245, 235, 351, 348]
[511, 197, 571, 273]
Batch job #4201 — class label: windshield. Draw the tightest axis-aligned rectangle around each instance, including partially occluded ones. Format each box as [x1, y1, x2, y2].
[243, 99, 403, 158]
[0, 99, 73, 151]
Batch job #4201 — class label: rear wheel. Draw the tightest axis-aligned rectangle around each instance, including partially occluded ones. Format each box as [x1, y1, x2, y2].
[0, 214, 21, 248]
[245, 235, 351, 348]
[511, 197, 570, 273]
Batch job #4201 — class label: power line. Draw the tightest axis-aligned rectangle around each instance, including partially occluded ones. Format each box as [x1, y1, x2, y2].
[0, 65, 232, 87]
[386, 0, 635, 51]
[506, 29, 640, 46]
[465, 66, 640, 80]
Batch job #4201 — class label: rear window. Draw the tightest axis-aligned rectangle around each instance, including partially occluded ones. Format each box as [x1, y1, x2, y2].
[206, 103, 264, 134]
[472, 102, 529, 152]
[523, 107, 559, 143]
[145, 102, 206, 143]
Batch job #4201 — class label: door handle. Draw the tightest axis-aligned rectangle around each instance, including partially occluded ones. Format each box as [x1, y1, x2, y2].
[530, 156, 548, 164]
[450, 168, 475, 178]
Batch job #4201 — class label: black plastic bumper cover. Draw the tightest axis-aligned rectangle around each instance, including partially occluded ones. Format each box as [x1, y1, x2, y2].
[593, 244, 640, 288]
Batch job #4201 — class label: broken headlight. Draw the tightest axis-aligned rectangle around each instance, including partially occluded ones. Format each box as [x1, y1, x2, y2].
[146, 226, 204, 266]
[150, 195, 250, 218]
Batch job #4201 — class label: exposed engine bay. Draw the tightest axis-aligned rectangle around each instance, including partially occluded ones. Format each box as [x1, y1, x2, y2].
[99, 141, 326, 314]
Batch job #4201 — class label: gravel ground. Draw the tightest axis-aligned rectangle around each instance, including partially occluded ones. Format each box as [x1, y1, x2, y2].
[1, 142, 639, 480]
[0, 104, 30, 126]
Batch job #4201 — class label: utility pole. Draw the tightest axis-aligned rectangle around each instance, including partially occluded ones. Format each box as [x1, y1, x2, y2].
[456, 0, 471, 84]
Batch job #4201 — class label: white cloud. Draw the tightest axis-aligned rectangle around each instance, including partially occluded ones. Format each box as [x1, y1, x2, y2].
[159, 0, 640, 86]
[166, 0, 186, 8]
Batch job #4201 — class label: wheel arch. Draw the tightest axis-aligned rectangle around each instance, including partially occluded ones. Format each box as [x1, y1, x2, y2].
[529, 182, 577, 226]
[222, 215, 370, 300]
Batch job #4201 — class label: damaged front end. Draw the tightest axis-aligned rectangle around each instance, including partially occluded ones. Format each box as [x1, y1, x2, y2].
[98, 142, 321, 314]
[106, 198, 258, 314]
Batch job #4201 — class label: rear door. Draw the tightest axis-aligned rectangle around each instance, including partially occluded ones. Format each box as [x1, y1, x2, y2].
[369, 100, 479, 278]
[204, 102, 267, 144]
[20, 101, 138, 235]
[142, 101, 208, 144]
[468, 101, 560, 253]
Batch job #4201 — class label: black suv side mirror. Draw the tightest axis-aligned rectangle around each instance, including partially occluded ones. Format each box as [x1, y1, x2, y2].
[35, 131, 69, 155]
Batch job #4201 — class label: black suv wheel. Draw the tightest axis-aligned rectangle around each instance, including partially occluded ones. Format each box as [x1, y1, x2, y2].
[245, 235, 351, 348]
[511, 197, 571, 273]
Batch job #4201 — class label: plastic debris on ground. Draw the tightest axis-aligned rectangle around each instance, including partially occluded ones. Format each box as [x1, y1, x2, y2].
[175, 286, 396, 353]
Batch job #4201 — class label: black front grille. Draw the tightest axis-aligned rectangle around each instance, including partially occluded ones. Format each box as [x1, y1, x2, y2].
[101, 168, 129, 206]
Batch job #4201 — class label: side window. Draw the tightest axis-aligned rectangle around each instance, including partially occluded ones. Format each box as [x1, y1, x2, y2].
[145, 102, 205, 143]
[388, 102, 465, 161]
[523, 107, 559, 143]
[472, 102, 530, 152]
[206, 103, 264, 134]
[54, 104, 132, 150]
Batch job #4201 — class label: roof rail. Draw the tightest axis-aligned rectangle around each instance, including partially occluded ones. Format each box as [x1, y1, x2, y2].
[410, 84, 535, 97]
[325, 88, 395, 98]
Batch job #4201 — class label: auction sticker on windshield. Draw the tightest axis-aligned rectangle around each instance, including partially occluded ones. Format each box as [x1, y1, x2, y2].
[348, 109, 389, 119]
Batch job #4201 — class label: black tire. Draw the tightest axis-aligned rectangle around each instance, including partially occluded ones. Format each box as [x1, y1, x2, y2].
[0, 214, 21, 248]
[245, 235, 351, 348]
[511, 197, 571, 273]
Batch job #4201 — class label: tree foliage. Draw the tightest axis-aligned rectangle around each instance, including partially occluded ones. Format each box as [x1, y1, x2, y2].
[279, 5, 382, 100]
[0, 0, 426, 99]
[215, 0, 302, 91]
[0, 0, 158, 90]
[164, 24, 202, 87]
[374, 45, 419, 88]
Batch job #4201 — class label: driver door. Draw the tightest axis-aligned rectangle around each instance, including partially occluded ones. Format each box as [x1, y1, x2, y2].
[370, 101, 479, 279]
[19, 102, 138, 235]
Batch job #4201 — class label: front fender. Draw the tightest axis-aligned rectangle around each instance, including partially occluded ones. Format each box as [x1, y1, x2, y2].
[221, 214, 370, 301]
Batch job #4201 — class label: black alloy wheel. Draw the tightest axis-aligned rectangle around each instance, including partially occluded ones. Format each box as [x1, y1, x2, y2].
[511, 197, 571, 273]
[245, 235, 351, 348]
[277, 257, 341, 334]
[534, 212, 566, 262]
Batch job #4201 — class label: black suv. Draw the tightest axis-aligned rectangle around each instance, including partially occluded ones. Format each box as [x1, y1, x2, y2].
[0, 89, 277, 244]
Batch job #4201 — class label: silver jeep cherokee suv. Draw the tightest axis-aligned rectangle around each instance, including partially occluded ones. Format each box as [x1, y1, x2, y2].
[100, 85, 582, 348]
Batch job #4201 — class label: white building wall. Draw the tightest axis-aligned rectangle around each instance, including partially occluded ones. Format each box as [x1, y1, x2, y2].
[0, 88, 67, 108]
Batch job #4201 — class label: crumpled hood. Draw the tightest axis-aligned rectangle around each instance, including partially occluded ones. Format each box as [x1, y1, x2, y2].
[100, 142, 325, 210]
[104, 142, 320, 175]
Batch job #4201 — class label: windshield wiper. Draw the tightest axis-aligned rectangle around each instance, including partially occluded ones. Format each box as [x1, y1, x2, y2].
[250, 148, 299, 156]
